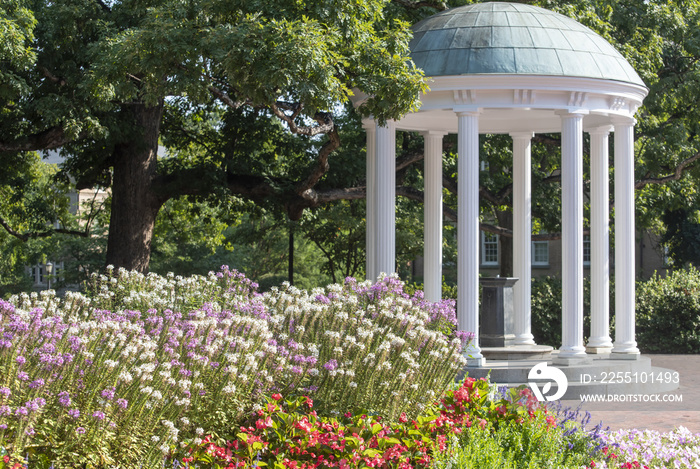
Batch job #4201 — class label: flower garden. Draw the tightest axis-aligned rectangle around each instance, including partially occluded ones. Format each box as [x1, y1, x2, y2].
[0, 267, 699, 468]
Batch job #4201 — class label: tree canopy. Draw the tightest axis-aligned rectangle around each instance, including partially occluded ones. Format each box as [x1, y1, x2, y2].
[2, 0, 700, 280]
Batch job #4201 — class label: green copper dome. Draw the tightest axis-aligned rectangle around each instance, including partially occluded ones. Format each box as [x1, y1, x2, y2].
[410, 2, 645, 87]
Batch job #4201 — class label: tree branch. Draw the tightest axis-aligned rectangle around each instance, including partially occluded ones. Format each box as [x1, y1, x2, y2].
[209, 85, 249, 110]
[0, 215, 88, 242]
[635, 151, 700, 189]
[295, 118, 340, 198]
[39, 67, 66, 86]
[396, 150, 424, 172]
[0, 126, 86, 152]
[270, 103, 334, 136]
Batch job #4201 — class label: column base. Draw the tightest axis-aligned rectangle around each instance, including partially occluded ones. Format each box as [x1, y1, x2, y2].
[612, 342, 640, 355]
[464, 348, 485, 367]
[586, 345, 613, 354]
[555, 346, 588, 365]
[466, 356, 486, 367]
[610, 351, 641, 360]
[514, 334, 536, 346]
[586, 337, 613, 354]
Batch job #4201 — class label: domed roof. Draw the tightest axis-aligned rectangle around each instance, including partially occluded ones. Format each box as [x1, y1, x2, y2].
[409, 2, 645, 87]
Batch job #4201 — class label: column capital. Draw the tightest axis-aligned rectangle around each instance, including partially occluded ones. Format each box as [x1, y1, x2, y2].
[454, 108, 482, 117]
[361, 118, 376, 130]
[510, 131, 535, 140]
[555, 109, 589, 118]
[611, 116, 636, 127]
[586, 124, 614, 135]
[420, 130, 448, 137]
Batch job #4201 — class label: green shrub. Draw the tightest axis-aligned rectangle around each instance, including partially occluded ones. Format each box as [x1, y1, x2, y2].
[636, 266, 700, 353]
[530, 276, 618, 348]
[432, 415, 589, 469]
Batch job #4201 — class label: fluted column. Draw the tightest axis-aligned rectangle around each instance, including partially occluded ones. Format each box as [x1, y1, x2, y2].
[557, 111, 588, 361]
[423, 131, 447, 302]
[364, 121, 377, 281]
[587, 126, 614, 353]
[511, 132, 536, 345]
[375, 120, 397, 276]
[457, 111, 483, 366]
[612, 118, 640, 358]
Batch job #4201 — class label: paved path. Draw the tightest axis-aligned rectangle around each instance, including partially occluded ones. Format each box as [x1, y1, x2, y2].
[560, 354, 700, 434]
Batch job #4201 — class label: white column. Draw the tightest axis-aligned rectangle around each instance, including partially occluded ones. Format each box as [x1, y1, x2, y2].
[511, 132, 536, 345]
[423, 131, 447, 302]
[557, 112, 588, 361]
[612, 118, 640, 357]
[364, 121, 377, 281]
[457, 111, 483, 366]
[375, 120, 397, 276]
[587, 126, 614, 353]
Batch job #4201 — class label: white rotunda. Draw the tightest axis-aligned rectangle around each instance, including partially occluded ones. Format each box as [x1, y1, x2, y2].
[355, 2, 648, 367]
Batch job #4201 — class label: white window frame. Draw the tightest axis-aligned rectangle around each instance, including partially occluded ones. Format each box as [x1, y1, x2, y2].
[481, 231, 499, 266]
[531, 240, 549, 266]
[583, 235, 591, 266]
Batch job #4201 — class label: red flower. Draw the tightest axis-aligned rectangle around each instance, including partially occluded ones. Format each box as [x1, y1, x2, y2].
[272, 393, 282, 401]
[2, 456, 9, 464]
[399, 412, 408, 423]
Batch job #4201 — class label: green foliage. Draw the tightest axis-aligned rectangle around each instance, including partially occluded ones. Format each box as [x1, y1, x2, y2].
[300, 201, 366, 284]
[660, 208, 700, 267]
[530, 276, 615, 348]
[636, 266, 700, 353]
[0, 0, 36, 99]
[433, 416, 588, 469]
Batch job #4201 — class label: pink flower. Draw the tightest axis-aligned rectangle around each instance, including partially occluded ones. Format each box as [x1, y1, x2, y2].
[255, 417, 273, 429]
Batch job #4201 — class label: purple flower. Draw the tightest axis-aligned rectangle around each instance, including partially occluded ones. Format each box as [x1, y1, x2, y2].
[26, 398, 46, 412]
[15, 356, 26, 366]
[58, 391, 71, 407]
[68, 408, 80, 419]
[101, 387, 115, 400]
[323, 359, 338, 371]
[15, 406, 28, 417]
[92, 411, 105, 420]
[17, 372, 29, 381]
[0, 424, 7, 430]
[0, 405, 10, 416]
[315, 294, 330, 304]
[0, 387, 10, 398]
[76, 427, 86, 434]
[25, 427, 34, 436]
[29, 378, 45, 389]
[291, 366, 303, 374]
[116, 398, 128, 410]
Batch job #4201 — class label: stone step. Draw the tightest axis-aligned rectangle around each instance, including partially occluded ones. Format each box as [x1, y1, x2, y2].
[481, 344, 554, 360]
[464, 355, 655, 383]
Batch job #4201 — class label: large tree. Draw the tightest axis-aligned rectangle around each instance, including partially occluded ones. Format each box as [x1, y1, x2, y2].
[0, 0, 435, 272]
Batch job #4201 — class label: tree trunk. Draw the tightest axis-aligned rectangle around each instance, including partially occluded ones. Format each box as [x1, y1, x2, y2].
[495, 209, 513, 277]
[105, 103, 165, 273]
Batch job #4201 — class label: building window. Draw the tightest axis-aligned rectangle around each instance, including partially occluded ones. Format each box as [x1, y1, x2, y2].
[583, 235, 591, 266]
[32, 265, 44, 284]
[481, 232, 499, 266]
[532, 241, 549, 266]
